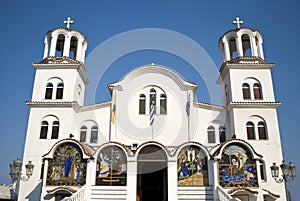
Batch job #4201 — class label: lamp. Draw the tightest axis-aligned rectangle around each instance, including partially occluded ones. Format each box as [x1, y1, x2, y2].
[9, 158, 34, 182]
[270, 160, 296, 201]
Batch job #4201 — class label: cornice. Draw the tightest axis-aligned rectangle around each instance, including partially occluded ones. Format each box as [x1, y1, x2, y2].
[193, 101, 225, 111]
[227, 101, 281, 110]
[26, 100, 80, 112]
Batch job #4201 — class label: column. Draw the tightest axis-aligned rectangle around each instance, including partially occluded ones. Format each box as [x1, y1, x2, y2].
[126, 159, 137, 201]
[76, 39, 83, 61]
[63, 34, 71, 57]
[168, 159, 178, 201]
[223, 38, 231, 61]
[49, 35, 57, 57]
[250, 37, 258, 57]
[43, 36, 49, 59]
[236, 34, 243, 57]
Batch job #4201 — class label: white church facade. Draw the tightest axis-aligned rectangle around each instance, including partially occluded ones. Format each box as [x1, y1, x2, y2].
[18, 18, 287, 201]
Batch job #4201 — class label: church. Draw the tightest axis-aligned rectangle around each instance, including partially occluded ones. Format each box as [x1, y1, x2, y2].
[18, 17, 287, 201]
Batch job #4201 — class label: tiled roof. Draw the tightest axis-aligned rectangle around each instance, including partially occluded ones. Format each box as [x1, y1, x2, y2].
[42, 138, 94, 160]
[46, 186, 77, 194]
[210, 138, 263, 159]
[262, 188, 281, 198]
[37, 56, 83, 65]
[227, 187, 258, 195]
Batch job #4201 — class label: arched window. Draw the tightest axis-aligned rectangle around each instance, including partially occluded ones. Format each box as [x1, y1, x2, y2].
[139, 94, 146, 114]
[55, 34, 65, 57]
[259, 160, 267, 181]
[51, 121, 59, 139]
[160, 94, 167, 114]
[207, 126, 215, 143]
[56, 83, 64, 99]
[219, 126, 226, 143]
[242, 34, 251, 56]
[246, 121, 255, 139]
[40, 121, 49, 139]
[80, 126, 87, 142]
[70, 36, 78, 59]
[253, 83, 262, 100]
[242, 83, 251, 99]
[96, 146, 127, 186]
[229, 36, 237, 59]
[149, 88, 156, 114]
[90, 126, 98, 143]
[258, 121, 267, 139]
[45, 83, 53, 99]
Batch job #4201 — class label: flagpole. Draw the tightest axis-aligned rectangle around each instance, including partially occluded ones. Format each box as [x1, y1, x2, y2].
[150, 100, 155, 141]
[186, 91, 191, 142]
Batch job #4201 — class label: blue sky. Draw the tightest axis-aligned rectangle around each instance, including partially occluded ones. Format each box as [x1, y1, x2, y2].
[0, 0, 299, 199]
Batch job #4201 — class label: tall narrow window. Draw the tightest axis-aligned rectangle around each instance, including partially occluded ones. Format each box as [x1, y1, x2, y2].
[258, 121, 267, 139]
[45, 83, 53, 99]
[219, 126, 226, 143]
[80, 126, 87, 142]
[246, 122, 255, 139]
[55, 34, 65, 57]
[139, 94, 146, 114]
[207, 126, 215, 143]
[90, 126, 98, 143]
[70, 36, 78, 59]
[160, 94, 167, 114]
[149, 88, 156, 114]
[259, 160, 267, 181]
[253, 83, 262, 100]
[40, 121, 48, 139]
[242, 83, 251, 99]
[56, 83, 64, 99]
[51, 121, 59, 139]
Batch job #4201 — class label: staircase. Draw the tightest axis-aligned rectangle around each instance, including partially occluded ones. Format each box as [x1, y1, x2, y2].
[177, 186, 214, 201]
[90, 186, 127, 200]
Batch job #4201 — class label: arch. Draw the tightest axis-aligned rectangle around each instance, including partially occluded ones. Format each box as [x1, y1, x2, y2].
[90, 125, 98, 143]
[253, 83, 262, 100]
[139, 94, 146, 114]
[56, 83, 64, 99]
[246, 121, 255, 139]
[137, 145, 168, 201]
[46, 142, 87, 186]
[207, 126, 215, 143]
[219, 142, 258, 187]
[242, 83, 251, 99]
[70, 36, 78, 59]
[45, 83, 53, 99]
[241, 34, 251, 56]
[177, 144, 209, 186]
[228, 35, 237, 60]
[95, 145, 127, 186]
[258, 121, 267, 139]
[51, 121, 59, 139]
[219, 126, 226, 143]
[79, 126, 87, 142]
[40, 121, 49, 139]
[55, 34, 65, 57]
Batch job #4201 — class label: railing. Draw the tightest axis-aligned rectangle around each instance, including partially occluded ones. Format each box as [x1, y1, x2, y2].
[216, 185, 241, 201]
[64, 185, 87, 201]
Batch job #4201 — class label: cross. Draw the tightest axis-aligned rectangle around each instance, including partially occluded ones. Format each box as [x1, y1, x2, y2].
[64, 17, 74, 28]
[233, 17, 243, 29]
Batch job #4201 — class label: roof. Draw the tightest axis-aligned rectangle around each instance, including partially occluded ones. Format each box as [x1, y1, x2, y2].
[37, 56, 84, 65]
[0, 185, 17, 200]
[46, 27, 87, 41]
[218, 27, 263, 44]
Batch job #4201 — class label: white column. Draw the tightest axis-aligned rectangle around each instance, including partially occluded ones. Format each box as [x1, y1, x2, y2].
[258, 39, 264, 59]
[212, 160, 219, 201]
[43, 36, 49, 59]
[168, 159, 178, 201]
[76, 40, 83, 61]
[49, 35, 57, 56]
[236, 35, 243, 57]
[223, 39, 231, 61]
[250, 37, 258, 57]
[81, 42, 87, 63]
[126, 159, 137, 201]
[63, 35, 71, 57]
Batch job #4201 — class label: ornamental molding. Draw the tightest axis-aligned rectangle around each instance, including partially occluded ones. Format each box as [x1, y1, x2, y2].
[227, 101, 281, 110]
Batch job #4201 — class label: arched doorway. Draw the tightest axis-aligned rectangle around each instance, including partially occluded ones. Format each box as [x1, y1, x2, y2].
[137, 145, 168, 201]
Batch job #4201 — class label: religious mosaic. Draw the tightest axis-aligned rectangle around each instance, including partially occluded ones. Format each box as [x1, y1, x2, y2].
[177, 145, 209, 186]
[46, 143, 86, 186]
[96, 146, 127, 186]
[219, 143, 258, 187]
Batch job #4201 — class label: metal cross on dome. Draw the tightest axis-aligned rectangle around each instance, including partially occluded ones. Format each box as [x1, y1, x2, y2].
[233, 17, 243, 29]
[64, 17, 74, 28]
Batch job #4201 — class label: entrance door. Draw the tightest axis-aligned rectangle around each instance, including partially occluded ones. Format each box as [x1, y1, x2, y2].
[137, 145, 168, 201]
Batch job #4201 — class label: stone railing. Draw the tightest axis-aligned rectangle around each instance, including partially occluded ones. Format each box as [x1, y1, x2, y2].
[216, 185, 241, 201]
[65, 185, 87, 201]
